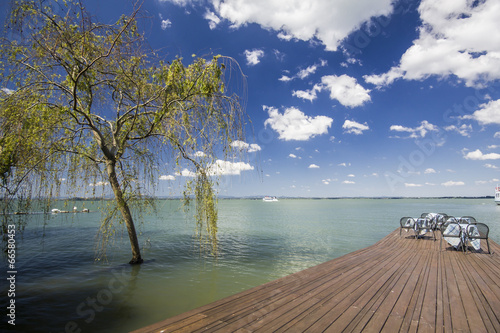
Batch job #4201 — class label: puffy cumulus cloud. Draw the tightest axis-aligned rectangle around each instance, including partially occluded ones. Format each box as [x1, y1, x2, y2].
[463, 149, 500, 160]
[206, 0, 394, 51]
[342, 180, 355, 184]
[244, 49, 264, 66]
[279, 75, 293, 82]
[308, 164, 320, 169]
[159, 175, 176, 181]
[464, 99, 500, 125]
[424, 168, 437, 174]
[442, 181, 465, 187]
[389, 120, 438, 139]
[263, 105, 333, 141]
[204, 10, 221, 29]
[292, 85, 322, 102]
[175, 168, 197, 177]
[364, 0, 500, 88]
[230, 140, 261, 153]
[158, 14, 172, 30]
[343, 120, 369, 135]
[320, 75, 371, 108]
[193, 151, 206, 157]
[293, 75, 371, 107]
[207, 160, 254, 175]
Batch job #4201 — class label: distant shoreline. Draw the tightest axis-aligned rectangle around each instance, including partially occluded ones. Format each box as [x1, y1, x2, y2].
[4, 196, 495, 202]
[214, 196, 496, 200]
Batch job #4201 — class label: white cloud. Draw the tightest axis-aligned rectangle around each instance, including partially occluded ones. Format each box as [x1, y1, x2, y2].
[342, 180, 355, 184]
[161, 19, 172, 30]
[297, 65, 319, 80]
[289, 154, 297, 158]
[159, 175, 176, 181]
[292, 85, 322, 102]
[279, 75, 292, 82]
[207, 0, 394, 51]
[424, 168, 436, 174]
[175, 169, 197, 177]
[277, 31, 294, 41]
[444, 124, 473, 137]
[390, 120, 439, 139]
[231, 140, 261, 153]
[273, 49, 285, 61]
[263, 105, 333, 141]
[442, 181, 465, 187]
[282, 60, 328, 82]
[463, 149, 500, 160]
[244, 49, 264, 66]
[405, 183, 423, 187]
[308, 164, 320, 169]
[89, 181, 109, 187]
[343, 120, 369, 135]
[364, 0, 500, 88]
[159, 0, 193, 5]
[484, 164, 498, 169]
[464, 99, 500, 125]
[207, 160, 254, 175]
[320, 75, 371, 108]
[193, 151, 206, 157]
[204, 10, 221, 29]
[296, 62, 327, 79]
[1, 88, 15, 94]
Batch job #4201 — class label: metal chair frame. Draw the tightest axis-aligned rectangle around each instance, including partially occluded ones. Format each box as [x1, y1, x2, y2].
[465, 222, 490, 254]
[414, 217, 435, 240]
[459, 216, 477, 224]
[399, 217, 415, 238]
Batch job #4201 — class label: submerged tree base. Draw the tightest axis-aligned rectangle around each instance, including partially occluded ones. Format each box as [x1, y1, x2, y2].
[129, 257, 144, 265]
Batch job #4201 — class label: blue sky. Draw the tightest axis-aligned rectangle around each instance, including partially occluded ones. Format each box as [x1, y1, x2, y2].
[13, 0, 500, 198]
[91, 0, 500, 197]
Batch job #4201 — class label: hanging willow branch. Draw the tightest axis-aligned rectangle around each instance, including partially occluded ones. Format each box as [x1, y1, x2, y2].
[0, 0, 248, 262]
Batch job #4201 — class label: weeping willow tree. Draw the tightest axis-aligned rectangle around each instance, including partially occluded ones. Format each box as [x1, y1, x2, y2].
[0, 0, 247, 264]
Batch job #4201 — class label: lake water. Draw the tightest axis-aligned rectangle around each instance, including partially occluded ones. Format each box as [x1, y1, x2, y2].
[2, 198, 499, 332]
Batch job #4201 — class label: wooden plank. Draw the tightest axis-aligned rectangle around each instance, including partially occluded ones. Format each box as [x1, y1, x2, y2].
[378, 248, 432, 332]
[132, 229, 500, 333]
[418, 245, 439, 332]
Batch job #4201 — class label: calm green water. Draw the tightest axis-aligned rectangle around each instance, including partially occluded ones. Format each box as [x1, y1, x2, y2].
[2, 198, 499, 332]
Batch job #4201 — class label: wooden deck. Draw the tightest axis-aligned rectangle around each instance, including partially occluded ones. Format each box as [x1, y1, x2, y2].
[132, 229, 500, 332]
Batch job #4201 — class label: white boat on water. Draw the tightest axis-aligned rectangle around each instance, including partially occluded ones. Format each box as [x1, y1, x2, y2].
[496, 186, 500, 205]
[263, 196, 278, 202]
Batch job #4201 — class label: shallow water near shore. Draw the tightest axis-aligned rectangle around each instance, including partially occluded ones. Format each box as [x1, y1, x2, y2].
[2, 198, 499, 332]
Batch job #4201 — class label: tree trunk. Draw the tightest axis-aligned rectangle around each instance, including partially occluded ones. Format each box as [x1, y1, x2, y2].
[106, 159, 143, 264]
